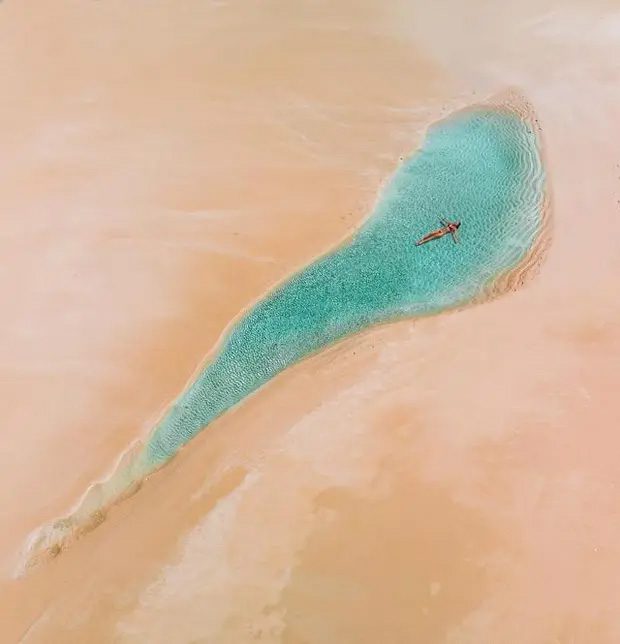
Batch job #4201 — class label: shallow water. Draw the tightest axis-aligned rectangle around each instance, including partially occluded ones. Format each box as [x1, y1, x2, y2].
[20, 104, 546, 569]
[145, 106, 545, 465]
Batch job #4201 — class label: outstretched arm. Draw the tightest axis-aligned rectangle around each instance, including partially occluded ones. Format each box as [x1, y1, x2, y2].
[451, 229, 460, 244]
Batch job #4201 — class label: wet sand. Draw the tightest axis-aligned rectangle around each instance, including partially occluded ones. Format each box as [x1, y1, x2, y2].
[2, 0, 620, 642]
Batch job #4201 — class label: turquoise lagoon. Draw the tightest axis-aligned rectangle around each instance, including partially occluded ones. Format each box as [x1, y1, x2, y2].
[145, 107, 545, 465]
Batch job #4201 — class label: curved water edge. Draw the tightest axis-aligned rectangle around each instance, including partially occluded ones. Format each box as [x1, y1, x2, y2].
[18, 93, 550, 573]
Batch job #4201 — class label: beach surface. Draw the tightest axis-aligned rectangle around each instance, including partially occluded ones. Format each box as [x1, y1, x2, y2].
[1, 0, 620, 642]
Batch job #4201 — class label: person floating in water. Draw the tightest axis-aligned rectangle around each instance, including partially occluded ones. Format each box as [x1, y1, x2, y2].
[415, 219, 461, 246]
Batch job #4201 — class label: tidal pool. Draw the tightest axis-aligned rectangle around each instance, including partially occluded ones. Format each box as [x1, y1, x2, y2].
[146, 106, 545, 465]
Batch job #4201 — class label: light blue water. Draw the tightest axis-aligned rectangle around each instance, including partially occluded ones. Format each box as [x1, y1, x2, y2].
[145, 107, 544, 466]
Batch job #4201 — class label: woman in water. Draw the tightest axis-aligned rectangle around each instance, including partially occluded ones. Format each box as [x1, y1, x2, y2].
[415, 219, 461, 246]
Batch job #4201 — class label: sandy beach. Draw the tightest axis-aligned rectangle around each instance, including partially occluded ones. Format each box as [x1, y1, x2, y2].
[1, 0, 620, 642]
[0, 0, 450, 573]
